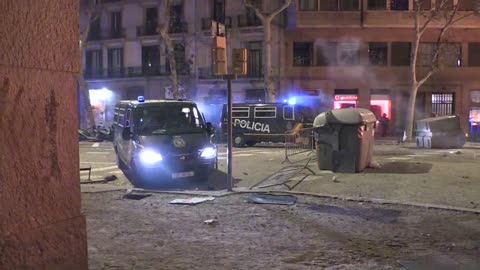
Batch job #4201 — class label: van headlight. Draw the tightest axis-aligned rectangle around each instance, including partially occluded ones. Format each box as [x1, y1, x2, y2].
[200, 147, 217, 159]
[139, 149, 163, 164]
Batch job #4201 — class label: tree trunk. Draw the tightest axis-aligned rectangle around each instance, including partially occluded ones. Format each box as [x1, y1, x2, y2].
[405, 81, 419, 142]
[77, 72, 96, 131]
[263, 18, 275, 102]
[77, 41, 96, 131]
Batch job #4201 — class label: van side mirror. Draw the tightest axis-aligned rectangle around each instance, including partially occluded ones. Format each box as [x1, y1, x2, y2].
[122, 128, 132, 140]
[206, 122, 215, 135]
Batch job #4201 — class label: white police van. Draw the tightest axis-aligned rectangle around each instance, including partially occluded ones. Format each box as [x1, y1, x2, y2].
[220, 102, 314, 147]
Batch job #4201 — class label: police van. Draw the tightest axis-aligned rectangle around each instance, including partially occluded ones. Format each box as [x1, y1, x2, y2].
[113, 97, 217, 187]
[220, 102, 314, 147]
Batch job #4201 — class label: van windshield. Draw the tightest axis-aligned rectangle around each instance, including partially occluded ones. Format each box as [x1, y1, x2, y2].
[134, 104, 206, 135]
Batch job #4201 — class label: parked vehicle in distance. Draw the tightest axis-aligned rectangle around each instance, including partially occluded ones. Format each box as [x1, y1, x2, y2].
[220, 102, 314, 147]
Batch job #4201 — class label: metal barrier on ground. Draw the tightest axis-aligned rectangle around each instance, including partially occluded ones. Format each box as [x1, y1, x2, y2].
[283, 127, 315, 163]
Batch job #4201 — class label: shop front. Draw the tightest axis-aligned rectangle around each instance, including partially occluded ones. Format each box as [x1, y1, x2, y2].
[333, 89, 359, 109]
[469, 90, 480, 141]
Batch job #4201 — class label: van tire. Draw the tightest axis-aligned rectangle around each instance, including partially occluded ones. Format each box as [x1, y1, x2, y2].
[246, 141, 256, 147]
[233, 135, 246, 148]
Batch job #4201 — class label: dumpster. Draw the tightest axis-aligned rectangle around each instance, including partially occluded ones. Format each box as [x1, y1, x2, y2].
[415, 115, 466, 149]
[313, 108, 377, 173]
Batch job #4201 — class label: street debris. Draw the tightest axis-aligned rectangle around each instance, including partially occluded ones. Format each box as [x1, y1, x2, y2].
[247, 194, 297, 205]
[368, 160, 382, 169]
[169, 196, 215, 205]
[204, 219, 217, 225]
[332, 176, 340, 183]
[104, 175, 118, 182]
[123, 190, 152, 200]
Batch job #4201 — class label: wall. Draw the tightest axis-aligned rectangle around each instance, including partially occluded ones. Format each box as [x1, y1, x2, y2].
[0, 0, 88, 269]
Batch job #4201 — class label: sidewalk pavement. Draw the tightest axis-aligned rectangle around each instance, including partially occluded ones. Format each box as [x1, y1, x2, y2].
[268, 142, 480, 211]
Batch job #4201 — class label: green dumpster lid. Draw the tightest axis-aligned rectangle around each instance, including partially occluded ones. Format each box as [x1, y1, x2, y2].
[313, 108, 377, 127]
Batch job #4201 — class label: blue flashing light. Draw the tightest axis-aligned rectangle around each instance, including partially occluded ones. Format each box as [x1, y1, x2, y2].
[138, 96, 145, 102]
[283, 99, 287, 103]
[288, 97, 297, 105]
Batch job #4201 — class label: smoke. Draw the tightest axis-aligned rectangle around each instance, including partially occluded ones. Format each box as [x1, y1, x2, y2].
[314, 38, 389, 88]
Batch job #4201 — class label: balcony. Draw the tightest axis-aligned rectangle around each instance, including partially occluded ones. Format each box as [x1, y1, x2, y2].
[169, 21, 188, 34]
[136, 26, 158, 37]
[84, 65, 191, 80]
[87, 28, 126, 41]
[198, 67, 263, 80]
[201, 17, 233, 31]
[237, 14, 262, 27]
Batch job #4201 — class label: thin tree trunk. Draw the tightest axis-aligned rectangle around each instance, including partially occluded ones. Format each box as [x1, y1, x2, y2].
[160, 27, 179, 99]
[263, 18, 276, 102]
[405, 82, 419, 142]
[158, 0, 179, 99]
[77, 71, 96, 131]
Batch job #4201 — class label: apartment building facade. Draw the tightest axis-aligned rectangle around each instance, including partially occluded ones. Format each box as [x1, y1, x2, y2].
[81, 0, 286, 128]
[282, 0, 480, 136]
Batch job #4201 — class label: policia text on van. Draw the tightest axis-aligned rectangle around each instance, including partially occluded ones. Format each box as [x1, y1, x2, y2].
[113, 98, 217, 187]
[221, 103, 314, 147]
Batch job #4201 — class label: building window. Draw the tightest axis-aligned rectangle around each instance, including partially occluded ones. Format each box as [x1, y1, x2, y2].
[390, 0, 408, 10]
[212, 0, 226, 22]
[414, 0, 431, 10]
[339, 0, 359, 10]
[169, 1, 184, 27]
[145, 7, 158, 35]
[245, 89, 266, 102]
[142, 45, 160, 74]
[88, 17, 101, 40]
[86, 49, 103, 76]
[458, 0, 475, 10]
[441, 43, 462, 67]
[110, 11, 122, 38]
[432, 93, 455, 116]
[108, 48, 123, 77]
[247, 41, 263, 78]
[418, 43, 461, 67]
[368, 0, 386, 10]
[391, 42, 411, 66]
[368, 42, 388, 65]
[468, 43, 480, 66]
[166, 43, 188, 74]
[435, 0, 454, 9]
[316, 42, 337, 66]
[320, 0, 338, 10]
[299, 0, 319, 10]
[293, 42, 313, 66]
[338, 43, 359, 65]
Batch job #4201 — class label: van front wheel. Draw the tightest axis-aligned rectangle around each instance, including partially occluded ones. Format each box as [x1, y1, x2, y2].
[233, 135, 246, 148]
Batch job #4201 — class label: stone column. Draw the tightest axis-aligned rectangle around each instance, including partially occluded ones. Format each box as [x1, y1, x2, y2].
[0, 1, 88, 269]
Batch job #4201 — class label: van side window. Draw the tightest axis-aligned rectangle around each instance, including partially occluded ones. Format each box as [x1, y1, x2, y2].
[125, 109, 132, 127]
[232, 107, 249, 118]
[283, 106, 294, 120]
[118, 108, 126, 127]
[113, 108, 119, 125]
[254, 107, 276, 118]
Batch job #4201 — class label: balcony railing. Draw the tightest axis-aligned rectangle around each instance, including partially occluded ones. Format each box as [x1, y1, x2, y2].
[198, 67, 263, 80]
[169, 21, 189, 33]
[84, 65, 191, 80]
[201, 17, 233, 30]
[237, 14, 262, 27]
[87, 28, 126, 41]
[136, 26, 158, 36]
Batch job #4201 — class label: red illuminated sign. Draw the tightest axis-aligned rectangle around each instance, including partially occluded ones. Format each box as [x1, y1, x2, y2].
[334, 95, 358, 101]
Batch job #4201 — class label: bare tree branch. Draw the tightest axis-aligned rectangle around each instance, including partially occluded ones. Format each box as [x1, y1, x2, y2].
[243, 0, 265, 23]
